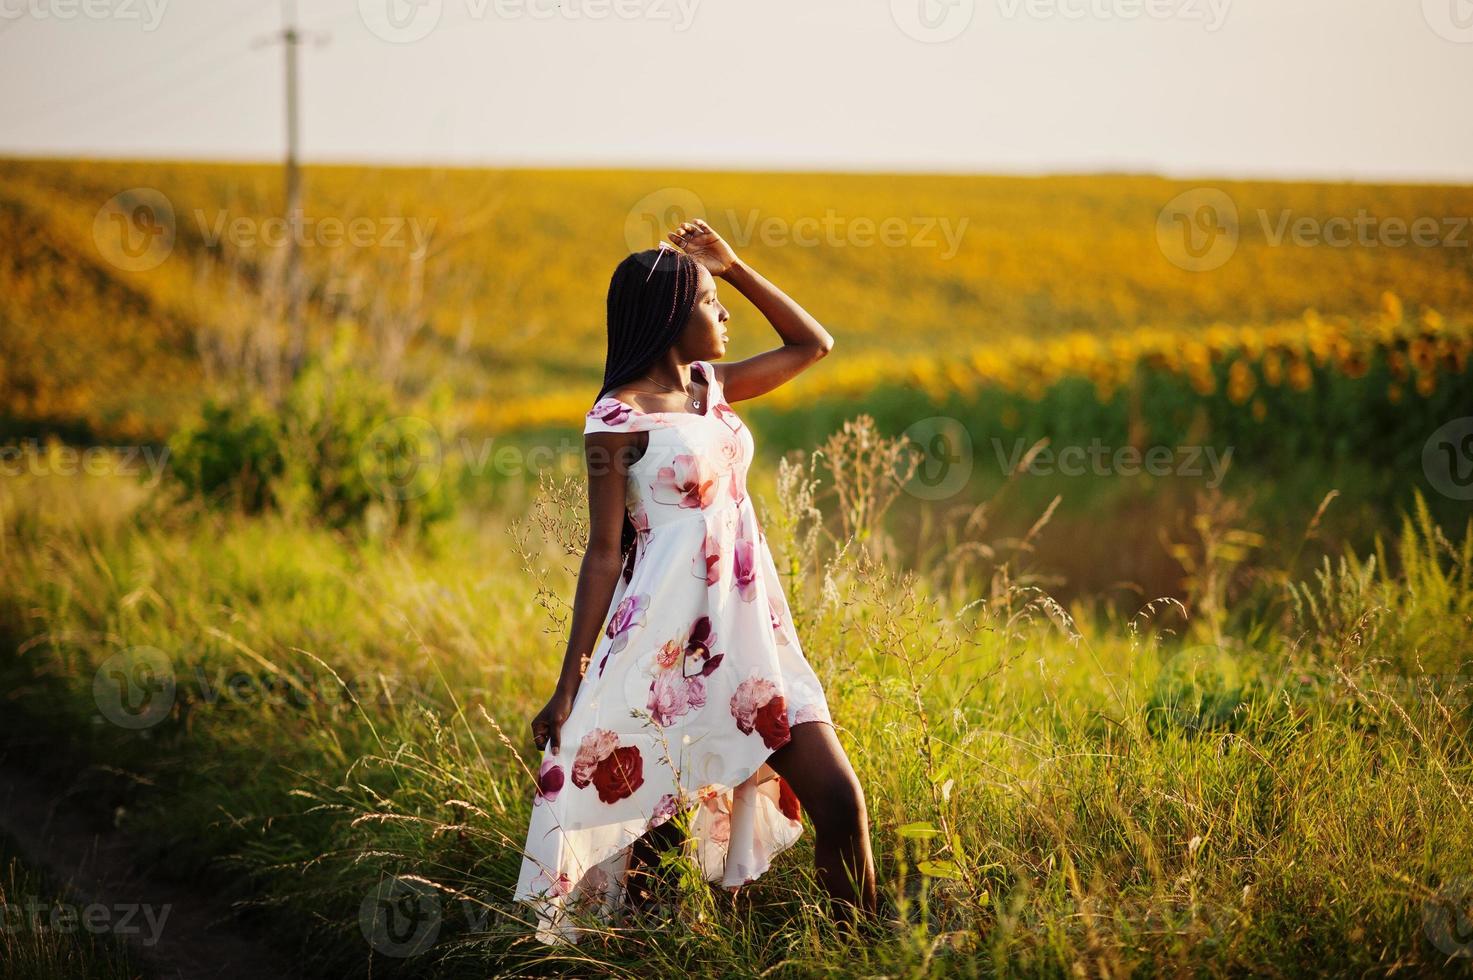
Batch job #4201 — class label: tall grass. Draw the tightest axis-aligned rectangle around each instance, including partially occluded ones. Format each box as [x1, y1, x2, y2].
[1, 415, 1470, 976]
[0, 835, 145, 980]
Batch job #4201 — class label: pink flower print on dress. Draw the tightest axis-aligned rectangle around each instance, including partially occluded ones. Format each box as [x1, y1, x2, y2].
[623, 505, 652, 584]
[731, 522, 758, 603]
[794, 702, 825, 725]
[651, 454, 718, 510]
[599, 591, 648, 676]
[571, 728, 620, 787]
[648, 669, 707, 726]
[768, 593, 790, 646]
[647, 793, 678, 831]
[571, 727, 644, 804]
[691, 526, 721, 585]
[702, 792, 732, 846]
[588, 398, 634, 428]
[715, 428, 742, 474]
[730, 677, 792, 749]
[620, 539, 639, 584]
[529, 868, 573, 897]
[535, 758, 565, 805]
[684, 616, 724, 677]
[655, 637, 683, 669]
[713, 401, 742, 433]
[647, 615, 724, 725]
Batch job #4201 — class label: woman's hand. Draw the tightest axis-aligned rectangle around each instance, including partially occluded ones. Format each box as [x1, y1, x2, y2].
[670, 218, 740, 278]
[531, 685, 577, 755]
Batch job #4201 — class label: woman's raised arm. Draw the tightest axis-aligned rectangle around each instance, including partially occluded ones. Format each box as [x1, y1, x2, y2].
[670, 217, 835, 404]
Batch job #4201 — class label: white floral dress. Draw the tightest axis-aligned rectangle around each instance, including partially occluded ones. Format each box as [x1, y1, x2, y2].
[511, 359, 834, 945]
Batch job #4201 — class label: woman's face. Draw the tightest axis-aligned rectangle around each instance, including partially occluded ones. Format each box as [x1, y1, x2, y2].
[680, 265, 729, 359]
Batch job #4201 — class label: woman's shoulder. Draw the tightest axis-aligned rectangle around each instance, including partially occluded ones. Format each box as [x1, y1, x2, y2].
[585, 393, 658, 434]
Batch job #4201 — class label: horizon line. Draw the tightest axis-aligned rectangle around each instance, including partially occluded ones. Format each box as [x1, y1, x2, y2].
[3, 150, 1472, 188]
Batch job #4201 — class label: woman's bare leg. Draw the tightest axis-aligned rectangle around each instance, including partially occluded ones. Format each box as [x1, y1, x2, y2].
[624, 817, 684, 911]
[764, 720, 879, 927]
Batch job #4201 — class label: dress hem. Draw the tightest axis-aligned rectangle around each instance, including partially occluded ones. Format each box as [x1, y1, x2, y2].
[512, 718, 832, 946]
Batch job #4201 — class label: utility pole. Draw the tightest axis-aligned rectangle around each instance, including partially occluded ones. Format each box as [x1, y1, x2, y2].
[256, 0, 327, 383]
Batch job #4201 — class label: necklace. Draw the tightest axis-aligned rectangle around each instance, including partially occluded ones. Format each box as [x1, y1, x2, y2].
[639, 371, 703, 411]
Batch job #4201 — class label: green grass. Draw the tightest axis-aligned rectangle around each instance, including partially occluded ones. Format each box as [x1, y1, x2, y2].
[1, 422, 1470, 976]
[0, 833, 148, 980]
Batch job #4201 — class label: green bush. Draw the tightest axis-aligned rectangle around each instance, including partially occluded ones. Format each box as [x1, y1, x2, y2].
[166, 339, 460, 537]
[167, 396, 284, 514]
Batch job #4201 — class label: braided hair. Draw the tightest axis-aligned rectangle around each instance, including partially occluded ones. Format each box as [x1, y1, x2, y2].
[596, 247, 702, 580]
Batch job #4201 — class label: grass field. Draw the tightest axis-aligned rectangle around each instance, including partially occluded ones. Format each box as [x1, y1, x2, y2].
[1, 444, 1470, 976]
[2, 158, 1472, 975]
[0, 832, 145, 980]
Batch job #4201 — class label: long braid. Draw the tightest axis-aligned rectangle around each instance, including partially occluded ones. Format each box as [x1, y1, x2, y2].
[597, 248, 701, 572]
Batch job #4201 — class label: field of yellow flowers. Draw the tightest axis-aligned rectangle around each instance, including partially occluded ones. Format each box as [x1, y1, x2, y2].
[2, 157, 1470, 445]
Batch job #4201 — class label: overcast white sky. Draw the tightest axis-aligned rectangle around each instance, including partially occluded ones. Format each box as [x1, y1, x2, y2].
[1, 0, 1469, 180]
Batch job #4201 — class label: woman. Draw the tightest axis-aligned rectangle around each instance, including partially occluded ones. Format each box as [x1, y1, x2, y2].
[512, 218, 878, 944]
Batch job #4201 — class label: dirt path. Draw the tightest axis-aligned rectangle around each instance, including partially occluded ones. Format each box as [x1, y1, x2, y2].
[0, 759, 297, 980]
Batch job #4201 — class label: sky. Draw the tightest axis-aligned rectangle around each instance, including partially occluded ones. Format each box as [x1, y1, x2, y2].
[1, 0, 1470, 181]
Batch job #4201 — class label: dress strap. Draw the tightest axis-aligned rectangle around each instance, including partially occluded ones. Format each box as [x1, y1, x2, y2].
[585, 362, 720, 433]
[694, 360, 723, 407]
[584, 395, 653, 434]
